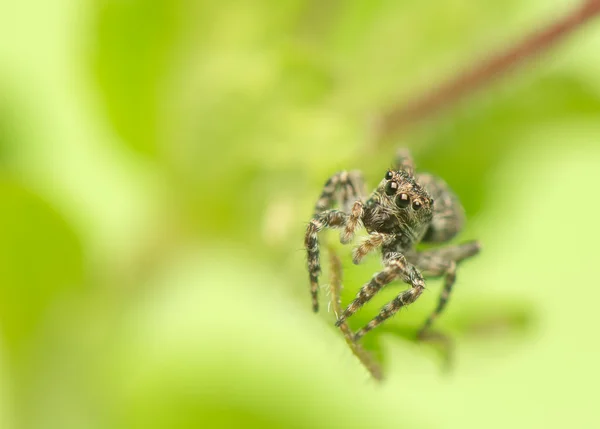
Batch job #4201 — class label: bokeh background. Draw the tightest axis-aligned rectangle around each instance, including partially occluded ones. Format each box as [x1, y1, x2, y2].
[2, 1, 600, 428]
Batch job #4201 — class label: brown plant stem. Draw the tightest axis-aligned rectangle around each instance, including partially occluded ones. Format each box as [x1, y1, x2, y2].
[375, 0, 600, 141]
[328, 247, 384, 381]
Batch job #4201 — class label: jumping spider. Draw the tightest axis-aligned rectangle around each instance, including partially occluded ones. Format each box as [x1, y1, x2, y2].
[304, 149, 480, 341]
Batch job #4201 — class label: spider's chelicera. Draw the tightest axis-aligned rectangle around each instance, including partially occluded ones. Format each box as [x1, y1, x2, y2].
[304, 149, 480, 341]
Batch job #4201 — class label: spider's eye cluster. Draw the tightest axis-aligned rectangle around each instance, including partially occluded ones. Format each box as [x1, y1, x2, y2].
[384, 181, 398, 195]
[384, 177, 427, 211]
[395, 193, 410, 208]
[393, 193, 425, 210]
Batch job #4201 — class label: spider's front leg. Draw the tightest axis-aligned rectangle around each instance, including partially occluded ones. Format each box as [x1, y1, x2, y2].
[335, 252, 426, 341]
[314, 170, 366, 214]
[305, 208, 365, 312]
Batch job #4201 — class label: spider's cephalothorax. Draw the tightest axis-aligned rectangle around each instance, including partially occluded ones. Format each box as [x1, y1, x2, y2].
[304, 149, 480, 341]
[362, 169, 433, 244]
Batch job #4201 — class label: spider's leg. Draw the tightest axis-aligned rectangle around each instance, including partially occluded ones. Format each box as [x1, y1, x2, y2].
[406, 241, 481, 337]
[419, 260, 456, 337]
[351, 232, 395, 264]
[351, 258, 426, 341]
[314, 170, 366, 215]
[305, 210, 350, 312]
[335, 253, 425, 337]
[395, 148, 414, 177]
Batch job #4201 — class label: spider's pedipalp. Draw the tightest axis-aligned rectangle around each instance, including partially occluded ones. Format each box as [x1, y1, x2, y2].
[352, 232, 395, 264]
[340, 200, 364, 244]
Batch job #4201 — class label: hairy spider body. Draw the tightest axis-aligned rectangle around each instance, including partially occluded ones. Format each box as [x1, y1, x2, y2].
[304, 149, 480, 341]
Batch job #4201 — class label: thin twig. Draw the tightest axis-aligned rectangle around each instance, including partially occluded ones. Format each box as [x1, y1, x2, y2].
[328, 246, 384, 381]
[375, 0, 600, 141]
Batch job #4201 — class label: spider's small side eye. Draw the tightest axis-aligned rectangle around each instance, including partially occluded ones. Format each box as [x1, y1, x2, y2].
[385, 171, 393, 180]
[430, 198, 434, 205]
[395, 193, 410, 208]
[412, 200, 422, 210]
[385, 181, 398, 195]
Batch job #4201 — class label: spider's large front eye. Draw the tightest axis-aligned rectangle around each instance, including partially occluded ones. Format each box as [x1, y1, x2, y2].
[385, 171, 393, 180]
[395, 193, 410, 208]
[385, 181, 398, 195]
[412, 200, 422, 210]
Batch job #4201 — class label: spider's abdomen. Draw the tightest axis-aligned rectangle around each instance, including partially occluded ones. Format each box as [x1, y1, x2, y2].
[416, 173, 465, 243]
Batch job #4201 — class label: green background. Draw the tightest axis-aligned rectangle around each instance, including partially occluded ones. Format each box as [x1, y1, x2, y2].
[1, 1, 600, 428]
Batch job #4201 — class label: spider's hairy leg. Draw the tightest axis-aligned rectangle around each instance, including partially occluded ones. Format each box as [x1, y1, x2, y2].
[395, 148, 414, 177]
[305, 210, 350, 312]
[314, 170, 366, 215]
[335, 253, 423, 329]
[418, 261, 456, 338]
[408, 240, 480, 271]
[352, 232, 395, 264]
[430, 240, 481, 264]
[406, 241, 481, 337]
[352, 258, 426, 340]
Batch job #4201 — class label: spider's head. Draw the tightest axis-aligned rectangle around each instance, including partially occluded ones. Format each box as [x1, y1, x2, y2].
[377, 169, 434, 228]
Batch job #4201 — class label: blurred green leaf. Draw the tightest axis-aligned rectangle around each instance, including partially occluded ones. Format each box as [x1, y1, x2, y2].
[92, 0, 182, 157]
[0, 180, 84, 353]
